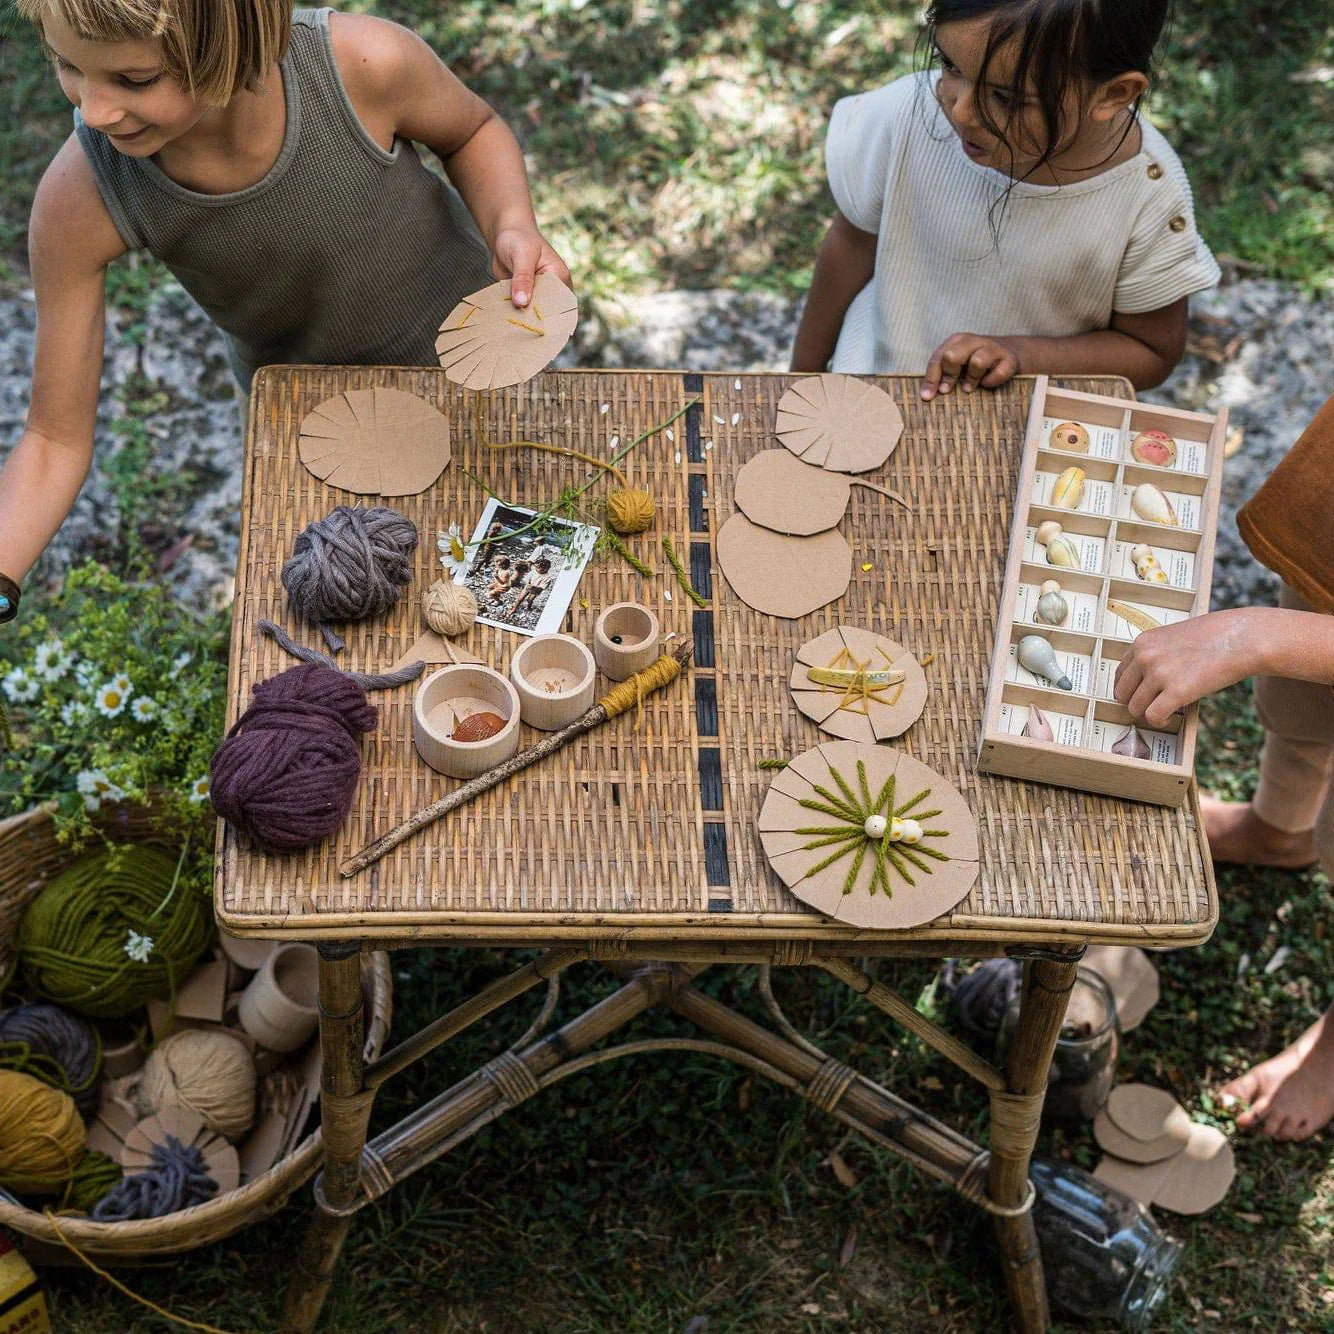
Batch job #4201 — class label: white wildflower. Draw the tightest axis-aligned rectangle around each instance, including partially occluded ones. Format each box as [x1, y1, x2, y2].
[33, 639, 72, 682]
[61, 699, 90, 726]
[94, 680, 129, 717]
[437, 524, 468, 574]
[188, 776, 210, 803]
[110, 673, 133, 697]
[76, 769, 124, 811]
[74, 660, 99, 688]
[2, 668, 38, 703]
[130, 696, 158, 722]
[168, 651, 193, 678]
[124, 930, 154, 964]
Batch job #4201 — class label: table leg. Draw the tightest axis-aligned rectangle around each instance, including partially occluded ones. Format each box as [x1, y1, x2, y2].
[987, 954, 1080, 1334]
[281, 941, 371, 1334]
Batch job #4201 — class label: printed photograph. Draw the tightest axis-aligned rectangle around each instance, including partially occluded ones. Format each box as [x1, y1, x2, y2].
[455, 500, 597, 636]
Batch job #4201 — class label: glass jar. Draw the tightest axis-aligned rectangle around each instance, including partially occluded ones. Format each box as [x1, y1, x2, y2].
[1029, 1156, 1182, 1329]
[997, 966, 1119, 1123]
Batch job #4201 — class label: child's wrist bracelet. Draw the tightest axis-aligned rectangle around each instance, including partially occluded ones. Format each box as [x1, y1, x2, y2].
[0, 574, 21, 623]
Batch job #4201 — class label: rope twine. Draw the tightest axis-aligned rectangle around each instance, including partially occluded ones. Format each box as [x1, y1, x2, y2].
[956, 1151, 1037, 1219]
[805, 1059, 858, 1114]
[480, 1051, 541, 1107]
[599, 653, 683, 723]
[257, 619, 425, 691]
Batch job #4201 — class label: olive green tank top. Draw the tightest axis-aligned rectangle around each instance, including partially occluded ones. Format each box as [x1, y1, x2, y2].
[75, 7, 493, 386]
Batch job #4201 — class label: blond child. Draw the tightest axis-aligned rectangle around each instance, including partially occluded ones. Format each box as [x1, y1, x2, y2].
[0, 0, 568, 625]
[791, 0, 1218, 400]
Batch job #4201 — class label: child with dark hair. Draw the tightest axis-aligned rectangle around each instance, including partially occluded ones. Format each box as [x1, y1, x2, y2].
[791, 0, 1217, 400]
[510, 555, 553, 616]
[487, 555, 514, 601]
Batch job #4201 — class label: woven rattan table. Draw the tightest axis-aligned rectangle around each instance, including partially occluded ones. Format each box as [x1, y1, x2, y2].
[217, 367, 1216, 1332]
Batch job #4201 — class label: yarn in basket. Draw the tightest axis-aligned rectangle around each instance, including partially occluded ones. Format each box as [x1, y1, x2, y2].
[281, 505, 418, 651]
[134, 1030, 256, 1141]
[0, 1002, 102, 1116]
[15, 847, 212, 1020]
[209, 663, 377, 852]
[0, 1070, 85, 1194]
[91, 1135, 217, 1221]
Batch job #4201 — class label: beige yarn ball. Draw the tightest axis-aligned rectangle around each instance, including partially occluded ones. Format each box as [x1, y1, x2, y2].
[134, 1030, 256, 1142]
[606, 488, 656, 535]
[422, 579, 478, 637]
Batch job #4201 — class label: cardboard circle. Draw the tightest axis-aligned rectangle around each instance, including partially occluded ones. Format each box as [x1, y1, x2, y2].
[717, 514, 851, 619]
[1081, 944, 1160, 1031]
[298, 387, 451, 496]
[1104, 1083, 1190, 1143]
[775, 374, 904, 474]
[435, 271, 578, 391]
[759, 741, 979, 929]
[1093, 1106, 1190, 1165]
[1092, 1152, 1174, 1208]
[734, 450, 851, 534]
[790, 626, 928, 743]
[1152, 1123, 1235, 1215]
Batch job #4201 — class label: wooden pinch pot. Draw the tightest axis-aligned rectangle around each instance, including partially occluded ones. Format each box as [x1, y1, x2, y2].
[593, 603, 660, 682]
[413, 663, 521, 779]
[510, 634, 597, 731]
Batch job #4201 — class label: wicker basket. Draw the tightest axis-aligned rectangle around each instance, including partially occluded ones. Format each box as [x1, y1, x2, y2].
[0, 803, 392, 1261]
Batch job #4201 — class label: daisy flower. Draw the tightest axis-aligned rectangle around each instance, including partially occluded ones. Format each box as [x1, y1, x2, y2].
[110, 673, 134, 697]
[188, 776, 210, 803]
[74, 660, 100, 688]
[76, 769, 124, 811]
[437, 524, 469, 574]
[169, 651, 193, 679]
[94, 680, 130, 717]
[130, 696, 158, 722]
[33, 639, 72, 682]
[61, 699, 90, 726]
[2, 668, 38, 703]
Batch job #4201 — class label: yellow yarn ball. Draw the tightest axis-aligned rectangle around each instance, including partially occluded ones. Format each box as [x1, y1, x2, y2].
[0, 1069, 85, 1194]
[606, 488, 656, 535]
[134, 1030, 257, 1142]
[422, 580, 478, 637]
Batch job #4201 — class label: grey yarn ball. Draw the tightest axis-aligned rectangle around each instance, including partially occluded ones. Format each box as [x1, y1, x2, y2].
[281, 506, 418, 650]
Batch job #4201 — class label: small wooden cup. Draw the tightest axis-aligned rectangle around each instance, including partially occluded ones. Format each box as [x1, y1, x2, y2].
[510, 634, 596, 731]
[413, 663, 521, 779]
[237, 943, 319, 1053]
[593, 603, 660, 681]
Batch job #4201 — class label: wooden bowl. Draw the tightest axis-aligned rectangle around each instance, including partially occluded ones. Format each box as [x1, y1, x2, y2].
[413, 664, 521, 779]
[593, 603, 660, 681]
[510, 634, 596, 731]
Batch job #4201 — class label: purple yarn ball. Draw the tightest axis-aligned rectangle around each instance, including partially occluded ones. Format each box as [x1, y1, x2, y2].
[209, 664, 377, 852]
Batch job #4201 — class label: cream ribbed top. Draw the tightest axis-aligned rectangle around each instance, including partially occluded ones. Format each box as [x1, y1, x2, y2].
[826, 73, 1220, 375]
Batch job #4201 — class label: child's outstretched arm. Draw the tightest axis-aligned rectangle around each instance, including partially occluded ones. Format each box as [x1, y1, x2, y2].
[0, 136, 125, 596]
[790, 212, 877, 372]
[921, 298, 1188, 401]
[1114, 607, 1334, 730]
[332, 14, 569, 308]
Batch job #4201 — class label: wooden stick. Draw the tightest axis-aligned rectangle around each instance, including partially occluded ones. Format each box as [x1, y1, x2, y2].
[340, 641, 693, 877]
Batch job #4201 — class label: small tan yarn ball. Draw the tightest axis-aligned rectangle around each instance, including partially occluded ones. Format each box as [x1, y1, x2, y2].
[135, 1030, 256, 1142]
[422, 580, 478, 637]
[606, 488, 656, 535]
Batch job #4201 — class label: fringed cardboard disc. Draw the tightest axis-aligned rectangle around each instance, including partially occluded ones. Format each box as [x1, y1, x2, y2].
[790, 626, 928, 742]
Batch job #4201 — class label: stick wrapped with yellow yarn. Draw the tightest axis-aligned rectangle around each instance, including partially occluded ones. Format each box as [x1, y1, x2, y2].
[0, 1070, 85, 1194]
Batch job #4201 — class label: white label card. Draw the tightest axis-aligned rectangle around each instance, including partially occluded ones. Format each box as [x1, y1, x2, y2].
[999, 702, 1085, 746]
[1042, 416, 1120, 461]
[1006, 643, 1093, 695]
[1117, 484, 1202, 531]
[1089, 720, 1181, 766]
[1101, 600, 1191, 642]
[1014, 581, 1100, 635]
[1111, 540, 1195, 590]
[1031, 471, 1115, 516]
[1024, 527, 1106, 575]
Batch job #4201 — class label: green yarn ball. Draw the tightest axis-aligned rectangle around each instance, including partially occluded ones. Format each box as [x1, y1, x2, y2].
[16, 847, 213, 1020]
[66, 1149, 123, 1213]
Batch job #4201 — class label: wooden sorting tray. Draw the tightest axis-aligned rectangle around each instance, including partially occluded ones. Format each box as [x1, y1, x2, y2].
[978, 378, 1227, 807]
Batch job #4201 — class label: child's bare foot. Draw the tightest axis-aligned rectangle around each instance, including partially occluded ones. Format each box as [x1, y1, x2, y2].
[1220, 1007, 1334, 1141]
[1200, 795, 1317, 868]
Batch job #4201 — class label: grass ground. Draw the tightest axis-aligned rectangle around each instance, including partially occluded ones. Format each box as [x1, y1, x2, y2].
[0, 0, 1331, 1329]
